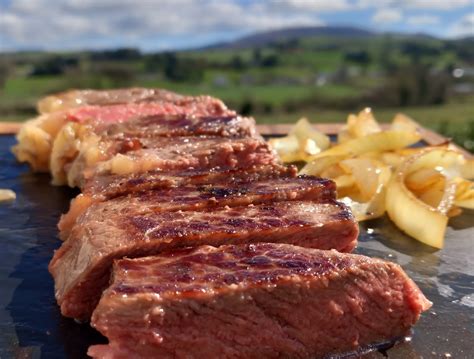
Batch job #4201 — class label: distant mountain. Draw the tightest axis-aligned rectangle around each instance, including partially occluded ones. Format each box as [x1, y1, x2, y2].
[203, 26, 376, 50]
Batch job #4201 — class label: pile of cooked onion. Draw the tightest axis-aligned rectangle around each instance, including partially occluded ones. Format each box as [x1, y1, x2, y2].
[269, 109, 473, 249]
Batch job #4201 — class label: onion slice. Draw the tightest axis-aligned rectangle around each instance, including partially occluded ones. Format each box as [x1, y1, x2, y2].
[309, 130, 422, 160]
[385, 148, 466, 249]
[269, 118, 330, 163]
[339, 159, 391, 221]
[454, 178, 474, 209]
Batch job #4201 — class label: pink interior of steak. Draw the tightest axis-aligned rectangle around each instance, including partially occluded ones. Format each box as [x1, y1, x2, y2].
[67, 99, 235, 125]
[38, 87, 188, 112]
[49, 201, 358, 320]
[88, 243, 431, 359]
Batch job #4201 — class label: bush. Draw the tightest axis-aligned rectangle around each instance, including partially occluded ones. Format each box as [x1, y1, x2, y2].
[90, 48, 141, 61]
[31, 56, 79, 76]
[240, 100, 254, 115]
[369, 64, 450, 107]
[344, 50, 371, 66]
[163, 53, 204, 82]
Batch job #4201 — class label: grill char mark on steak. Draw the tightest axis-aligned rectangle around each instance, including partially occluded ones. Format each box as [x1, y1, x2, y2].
[59, 164, 297, 238]
[99, 115, 256, 138]
[58, 175, 335, 240]
[49, 200, 358, 320]
[81, 164, 297, 197]
[88, 243, 431, 359]
[58, 164, 297, 240]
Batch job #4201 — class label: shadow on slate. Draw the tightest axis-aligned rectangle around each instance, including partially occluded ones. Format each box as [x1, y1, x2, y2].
[0, 136, 105, 359]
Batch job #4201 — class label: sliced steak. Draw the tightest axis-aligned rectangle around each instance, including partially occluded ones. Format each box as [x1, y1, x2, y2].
[59, 165, 296, 237]
[49, 201, 358, 320]
[37, 87, 218, 113]
[88, 243, 431, 359]
[16, 93, 233, 173]
[50, 103, 239, 185]
[98, 115, 256, 138]
[67, 136, 278, 187]
[66, 102, 235, 125]
[58, 175, 336, 240]
[81, 164, 296, 198]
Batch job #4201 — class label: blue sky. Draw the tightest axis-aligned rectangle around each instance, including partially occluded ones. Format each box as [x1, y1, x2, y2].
[0, 0, 473, 52]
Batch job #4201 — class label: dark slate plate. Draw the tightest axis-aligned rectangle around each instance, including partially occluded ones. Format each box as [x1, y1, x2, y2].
[0, 134, 473, 358]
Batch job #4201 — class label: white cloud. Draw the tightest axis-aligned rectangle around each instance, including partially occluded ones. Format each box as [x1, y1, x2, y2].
[402, 0, 471, 10]
[407, 15, 440, 26]
[372, 8, 402, 24]
[272, 0, 352, 12]
[0, 0, 327, 51]
[448, 13, 474, 38]
[358, 0, 471, 10]
[1, 0, 472, 51]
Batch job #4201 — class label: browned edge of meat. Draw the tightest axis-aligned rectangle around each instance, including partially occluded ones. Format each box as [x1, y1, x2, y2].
[49, 200, 359, 320]
[58, 164, 298, 240]
[88, 243, 431, 359]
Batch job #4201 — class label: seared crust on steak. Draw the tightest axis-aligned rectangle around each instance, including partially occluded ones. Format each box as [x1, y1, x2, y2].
[88, 243, 431, 359]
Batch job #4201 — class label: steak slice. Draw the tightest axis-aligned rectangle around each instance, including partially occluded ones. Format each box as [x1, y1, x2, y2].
[59, 165, 296, 237]
[49, 201, 358, 320]
[81, 164, 296, 198]
[50, 105, 240, 185]
[67, 136, 278, 188]
[88, 243, 431, 359]
[37, 87, 205, 113]
[15, 93, 233, 173]
[58, 175, 336, 240]
[97, 115, 256, 138]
